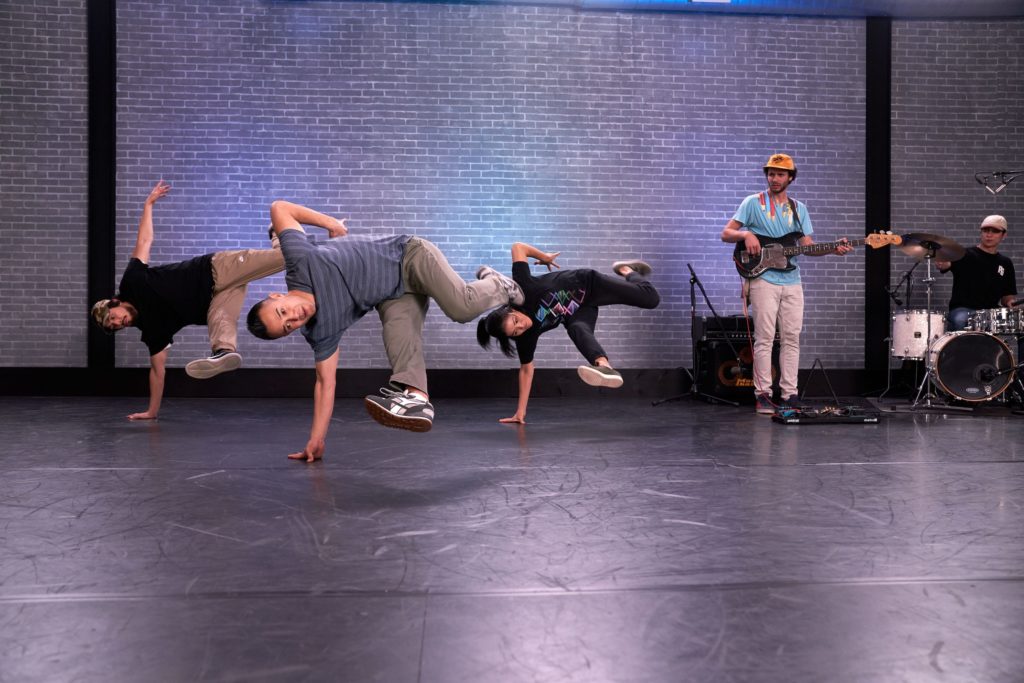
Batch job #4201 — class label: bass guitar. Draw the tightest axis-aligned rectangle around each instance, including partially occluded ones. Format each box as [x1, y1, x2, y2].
[733, 231, 902, 279]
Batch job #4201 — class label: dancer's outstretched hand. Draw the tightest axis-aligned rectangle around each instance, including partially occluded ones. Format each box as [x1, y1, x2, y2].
[288, 438, 324, 463]
[532, 251, 561, 271]
[145, 180, 171, 206]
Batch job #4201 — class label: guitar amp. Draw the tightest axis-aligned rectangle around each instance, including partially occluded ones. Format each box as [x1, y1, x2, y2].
[695, 337, 779, 404]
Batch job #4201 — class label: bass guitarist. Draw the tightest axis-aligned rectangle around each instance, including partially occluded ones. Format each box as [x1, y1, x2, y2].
[720, 153, 852, 414]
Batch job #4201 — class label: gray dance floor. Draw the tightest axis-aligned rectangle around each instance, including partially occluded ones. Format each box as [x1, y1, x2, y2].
[2, 394, 1022, 682]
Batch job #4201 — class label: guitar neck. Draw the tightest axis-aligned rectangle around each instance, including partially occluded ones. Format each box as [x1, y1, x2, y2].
[781, 237, 863, 256]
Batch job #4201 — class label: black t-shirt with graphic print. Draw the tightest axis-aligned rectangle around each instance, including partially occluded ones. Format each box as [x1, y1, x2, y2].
[945, 247, 1017, 310]
[510, 261, 591, 365]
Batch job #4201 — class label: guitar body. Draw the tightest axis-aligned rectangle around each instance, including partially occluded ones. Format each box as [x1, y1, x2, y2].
[733, 232, 804, 279]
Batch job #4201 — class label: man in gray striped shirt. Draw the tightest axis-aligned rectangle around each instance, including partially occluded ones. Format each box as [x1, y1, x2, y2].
[247, 200, 522, 463]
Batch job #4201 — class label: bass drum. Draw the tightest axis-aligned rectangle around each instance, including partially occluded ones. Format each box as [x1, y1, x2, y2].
[930, 331, 1014, 402]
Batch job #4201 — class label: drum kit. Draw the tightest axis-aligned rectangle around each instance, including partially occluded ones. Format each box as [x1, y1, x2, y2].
[889, 233, 1020, 407]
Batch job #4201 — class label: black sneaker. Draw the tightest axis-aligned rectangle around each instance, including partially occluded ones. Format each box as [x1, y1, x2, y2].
[185, 350, 242, 379]
[364, 388, 434, 432]
[612, 260, 653, 277]
[476, 265, 524, 305]
[755, 393, 775, 415]
[577, 364, 624, 388]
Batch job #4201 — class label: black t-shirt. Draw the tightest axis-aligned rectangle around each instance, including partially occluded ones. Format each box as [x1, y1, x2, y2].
[117, 254, 215, 356]
[510, 261, 591, 364]
[945, 247, 1017, 311]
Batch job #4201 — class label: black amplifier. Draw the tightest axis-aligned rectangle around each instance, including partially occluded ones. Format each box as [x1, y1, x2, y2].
[693, 315, 753, 342]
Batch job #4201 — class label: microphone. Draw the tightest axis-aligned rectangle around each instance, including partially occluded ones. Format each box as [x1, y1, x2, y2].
[728, 363, 748, 377]
[976, 170, 1023, 195]
[977, 366, 997, 382]
[884, 286, 902, 307]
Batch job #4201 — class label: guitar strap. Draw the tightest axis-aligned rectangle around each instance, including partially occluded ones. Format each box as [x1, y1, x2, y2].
[788, 198, 804, 235]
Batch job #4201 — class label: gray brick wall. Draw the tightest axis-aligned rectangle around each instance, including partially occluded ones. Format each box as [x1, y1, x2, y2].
[0, 0, 88, 366]
[113, 1, 866, 373]
[891, 20, 1024, 352]
[22, 6, 1020, 376]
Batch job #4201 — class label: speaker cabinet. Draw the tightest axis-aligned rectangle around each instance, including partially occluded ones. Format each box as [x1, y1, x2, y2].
[695, 339, 780, 404]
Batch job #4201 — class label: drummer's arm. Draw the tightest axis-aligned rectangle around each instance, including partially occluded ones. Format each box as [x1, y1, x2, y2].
[1000, 294, 1016, 308]
[935, 259, 951, 272]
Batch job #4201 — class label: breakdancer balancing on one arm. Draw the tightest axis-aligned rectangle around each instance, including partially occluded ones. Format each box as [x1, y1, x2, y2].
[246, 200, 523, 463]
[720, 153, 852, 415]
[89, 180, 286, 421]
[476, 242, 660, 424]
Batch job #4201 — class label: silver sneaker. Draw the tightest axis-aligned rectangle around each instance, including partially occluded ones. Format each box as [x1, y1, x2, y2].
[476, 265, 525, 306]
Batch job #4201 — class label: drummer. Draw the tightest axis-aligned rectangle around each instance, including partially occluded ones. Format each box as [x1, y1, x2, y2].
[935, 215, 1017, 332]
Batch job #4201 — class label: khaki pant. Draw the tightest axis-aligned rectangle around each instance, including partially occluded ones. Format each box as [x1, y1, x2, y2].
[377, 237, 510, 393]
[208, 248, 285, 352]
[748, 277, 804, 399]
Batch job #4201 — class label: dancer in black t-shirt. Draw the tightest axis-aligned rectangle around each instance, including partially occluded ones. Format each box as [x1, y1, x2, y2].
[90, 181, 289, 420]
[936, 215, 1017, 331]
[476, 242, 660, 424]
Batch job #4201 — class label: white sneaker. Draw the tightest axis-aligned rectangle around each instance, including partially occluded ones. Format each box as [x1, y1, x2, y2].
[185, 350, 242, 379]
[577, 364, 624, 388]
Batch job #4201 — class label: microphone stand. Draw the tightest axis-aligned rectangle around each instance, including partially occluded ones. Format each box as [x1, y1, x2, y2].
[887, 260, 919, 308]
[653, 263, 741, 407]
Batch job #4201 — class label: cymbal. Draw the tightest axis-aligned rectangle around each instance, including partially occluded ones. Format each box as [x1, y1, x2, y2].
[899, 232, 966, 262]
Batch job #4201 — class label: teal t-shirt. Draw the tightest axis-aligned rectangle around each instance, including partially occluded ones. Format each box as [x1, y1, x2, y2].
[732, 192, 814, 286]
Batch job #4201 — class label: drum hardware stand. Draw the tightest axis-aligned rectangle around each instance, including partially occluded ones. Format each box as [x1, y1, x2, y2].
[1012, 341, 1024, 409]
[653, 263, 740, 407]
[879, 263, 919, 401]
[911, 247, 951, 410]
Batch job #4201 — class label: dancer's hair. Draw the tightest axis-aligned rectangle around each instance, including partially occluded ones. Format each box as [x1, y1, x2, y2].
[246, 300, 272, 340]
[476, 305, 516, 358]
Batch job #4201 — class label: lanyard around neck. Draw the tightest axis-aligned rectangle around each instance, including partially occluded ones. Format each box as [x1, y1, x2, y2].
[758, 191, 793, 228]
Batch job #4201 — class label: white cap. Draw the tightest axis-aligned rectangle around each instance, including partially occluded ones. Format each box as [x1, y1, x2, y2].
[981, 215, 1008, 232]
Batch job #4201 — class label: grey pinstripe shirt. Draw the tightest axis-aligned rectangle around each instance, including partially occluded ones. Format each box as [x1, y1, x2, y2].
[280, 229, 410, 361]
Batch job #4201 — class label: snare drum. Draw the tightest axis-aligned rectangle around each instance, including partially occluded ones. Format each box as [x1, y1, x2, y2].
[967, 308, 1024, 335]
[891, 310, 945, 360]
[930, 331, 1014, 401]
